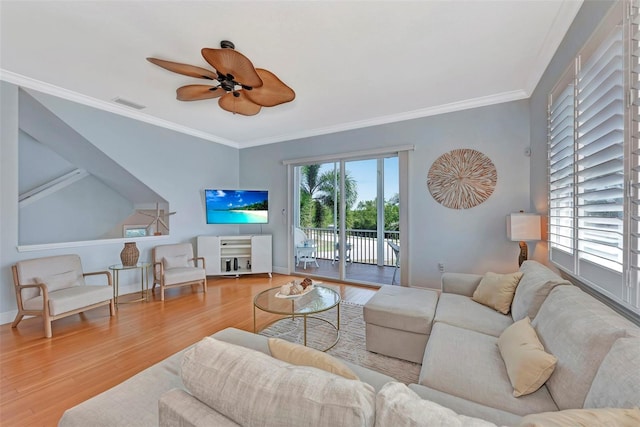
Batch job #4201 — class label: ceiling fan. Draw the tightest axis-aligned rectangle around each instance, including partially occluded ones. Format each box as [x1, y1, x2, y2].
[147, 40, 295, 116]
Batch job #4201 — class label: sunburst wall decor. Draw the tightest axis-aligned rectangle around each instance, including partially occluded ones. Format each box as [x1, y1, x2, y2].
[427, 149, 497, 209]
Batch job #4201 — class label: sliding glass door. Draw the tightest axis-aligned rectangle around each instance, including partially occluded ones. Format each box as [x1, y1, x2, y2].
[292, 155, 400, 285]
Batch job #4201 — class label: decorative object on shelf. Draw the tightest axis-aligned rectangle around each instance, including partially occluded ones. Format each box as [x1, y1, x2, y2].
[225, 259, 232, 272]
[233, 257, 238, 271]
[120, 242, 140, 267]
[138, 203, 176, 235]
[507, 211, 541, 266]
[427, 149, 497, 209]
[147, 40, 295, 116]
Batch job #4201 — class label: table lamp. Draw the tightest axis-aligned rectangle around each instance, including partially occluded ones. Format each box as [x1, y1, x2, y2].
[507, 212, 541, 266]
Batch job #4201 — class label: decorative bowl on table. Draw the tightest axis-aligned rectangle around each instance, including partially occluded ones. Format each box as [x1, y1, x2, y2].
[275, 278, 317, 298]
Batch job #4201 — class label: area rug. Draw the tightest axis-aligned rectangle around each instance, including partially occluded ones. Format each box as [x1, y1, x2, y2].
[259, 302, 421, 384]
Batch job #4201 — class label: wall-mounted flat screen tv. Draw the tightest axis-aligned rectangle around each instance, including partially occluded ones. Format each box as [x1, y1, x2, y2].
[205, 189, 269, 224]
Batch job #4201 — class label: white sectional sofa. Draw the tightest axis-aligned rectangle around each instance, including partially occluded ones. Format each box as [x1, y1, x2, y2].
[365, 260, 640, 425]
[58, 261, 640, 426]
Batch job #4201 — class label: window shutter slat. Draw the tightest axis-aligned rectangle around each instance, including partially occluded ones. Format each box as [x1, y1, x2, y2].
[630, 0, 639, 306]
[575, 21, 624, 276]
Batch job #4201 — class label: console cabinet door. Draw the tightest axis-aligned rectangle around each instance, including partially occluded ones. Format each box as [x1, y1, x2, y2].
[197, 236, 221, 275]
[251, 235, 272, 274]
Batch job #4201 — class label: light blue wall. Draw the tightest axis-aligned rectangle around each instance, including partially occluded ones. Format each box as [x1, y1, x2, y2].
[19, 175, 134, 244]
[528, 0, 617, 263]
[241, 100, 532, 288]
[0, 82, 240, 318]
[18, 130, 74, 193]
[18, 130, 136, 244]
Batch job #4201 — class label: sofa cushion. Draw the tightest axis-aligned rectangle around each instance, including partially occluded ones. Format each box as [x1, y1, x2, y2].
[375, 382, 497, 427]
[498, 317, 557, 397]
[517, 407, 640, 427]
[419, 322, 558, 415]
[181, 337, 376, 427]
[511, 261, 569, 322]
[434, 293, 513, 337]
[363, 286, 438, 335]
[472, 271, 523, 314]
[408, 384, 523, 427]
[584, 337, 640, 409]
[441, 272, 484, 297]
[267, 337, 359, 380]
[532, 286, 629, 409]
[23, 285, 113, 316]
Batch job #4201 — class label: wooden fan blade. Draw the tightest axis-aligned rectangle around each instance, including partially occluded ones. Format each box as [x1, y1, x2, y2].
[201, 48, 263, 88]
[147, 58, 218, 80]
[244, 68, 296, 107]
[218, 92, 262, 116]
[177, 85, 224, 101]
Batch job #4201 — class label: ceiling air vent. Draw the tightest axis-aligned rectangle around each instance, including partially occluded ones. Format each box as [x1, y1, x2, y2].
[112, 97, 146, 110]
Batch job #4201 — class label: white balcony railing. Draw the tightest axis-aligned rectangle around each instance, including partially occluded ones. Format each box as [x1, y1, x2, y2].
[299, 227, 399, 267]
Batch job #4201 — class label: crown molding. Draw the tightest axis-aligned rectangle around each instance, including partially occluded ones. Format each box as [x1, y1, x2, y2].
[240, 89, 529, 148]
[524, 0, 583, 95]
[0, 70, 239, 148]
[2, 70, 529, 150]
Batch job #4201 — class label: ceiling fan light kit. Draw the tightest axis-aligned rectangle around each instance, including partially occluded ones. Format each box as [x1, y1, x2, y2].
[147, 40, 295, 116]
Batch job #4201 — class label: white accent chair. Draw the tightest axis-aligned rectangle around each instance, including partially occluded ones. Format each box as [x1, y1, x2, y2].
[11, 254, 115, 338]
[294, 228, 318, 269]
[152, 243, 206, 301]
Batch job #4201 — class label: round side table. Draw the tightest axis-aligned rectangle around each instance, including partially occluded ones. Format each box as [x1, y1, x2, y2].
[108, 262, 151, 307]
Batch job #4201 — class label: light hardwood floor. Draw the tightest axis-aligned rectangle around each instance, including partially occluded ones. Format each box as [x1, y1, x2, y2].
[0, 274, 377, 427]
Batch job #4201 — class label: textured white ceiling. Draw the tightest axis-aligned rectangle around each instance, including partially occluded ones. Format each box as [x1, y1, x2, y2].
[0, 1, 582, 148]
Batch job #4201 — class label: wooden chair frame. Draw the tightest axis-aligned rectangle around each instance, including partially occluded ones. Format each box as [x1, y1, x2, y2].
[152, 256, 206, 301]
[12, 267, 116, 338]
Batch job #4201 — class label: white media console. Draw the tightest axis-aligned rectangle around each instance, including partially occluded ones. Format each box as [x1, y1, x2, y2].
[197, 235, 272, 277]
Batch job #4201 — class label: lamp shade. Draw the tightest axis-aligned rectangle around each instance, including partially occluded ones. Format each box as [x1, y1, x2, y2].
[507, 213, 541, 241]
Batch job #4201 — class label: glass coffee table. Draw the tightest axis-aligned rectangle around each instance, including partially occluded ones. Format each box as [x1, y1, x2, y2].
[253, 284, 340, 351]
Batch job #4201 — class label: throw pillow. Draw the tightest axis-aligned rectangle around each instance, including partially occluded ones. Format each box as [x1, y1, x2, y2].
[375, 382, 498, 427]
[472, 271, 523, 314]
[181, 337, 376, 427]
[36, 270, 81, 293]
[498, 317, 557, 397]
[268, 337, 359, 380]
[162, 254, 189, 270]
[518, 407, 640, 427]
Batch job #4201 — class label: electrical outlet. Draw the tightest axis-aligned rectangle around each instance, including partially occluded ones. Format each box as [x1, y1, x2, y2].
[438, 263, 445, 273]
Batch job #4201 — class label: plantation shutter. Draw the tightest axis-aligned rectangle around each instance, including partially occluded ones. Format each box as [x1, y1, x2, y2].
[548, 69, 576, 271]
[576, 20, 625, 298]
[548, 1, 639, 314]
[631, 0, 640, 309]
[575, 19, 625, 295]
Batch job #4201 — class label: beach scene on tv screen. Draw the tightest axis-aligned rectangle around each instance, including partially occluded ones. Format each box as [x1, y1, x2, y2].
[205, 190, 268, 224]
